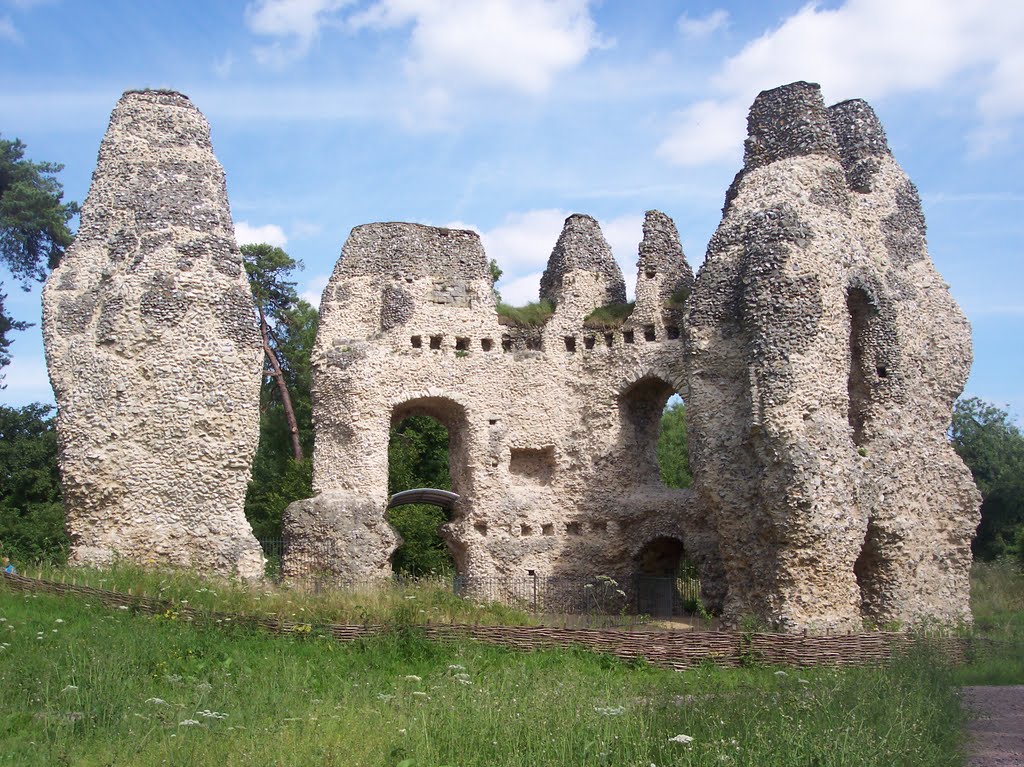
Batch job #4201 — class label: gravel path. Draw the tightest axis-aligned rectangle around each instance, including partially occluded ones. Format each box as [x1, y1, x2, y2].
[961, 686, 1024, 766]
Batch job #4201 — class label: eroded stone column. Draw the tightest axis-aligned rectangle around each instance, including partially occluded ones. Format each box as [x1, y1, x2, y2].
[42, 89, 264, 579]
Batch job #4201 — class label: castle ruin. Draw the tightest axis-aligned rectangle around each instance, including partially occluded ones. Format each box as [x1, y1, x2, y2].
[43, 82, 980, 632]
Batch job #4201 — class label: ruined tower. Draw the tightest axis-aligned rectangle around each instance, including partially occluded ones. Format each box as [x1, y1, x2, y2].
[685, 82, 979, 631]
[42, 90, 265, 578]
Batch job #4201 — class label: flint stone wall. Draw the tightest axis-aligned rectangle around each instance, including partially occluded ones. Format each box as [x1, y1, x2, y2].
[685, 82, 979, 632]
[42, 90, 265, 579]
[289, 213, 724, 599]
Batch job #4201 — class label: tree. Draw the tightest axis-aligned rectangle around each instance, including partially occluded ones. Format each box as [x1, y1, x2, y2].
[243, 292, 318, 541]
[0, 136, 78, 382]
[241, 243, 307, 462]
[658, 400, 691, 488]
[950, 397, 1024, 560]
[0, 404, 67, 563]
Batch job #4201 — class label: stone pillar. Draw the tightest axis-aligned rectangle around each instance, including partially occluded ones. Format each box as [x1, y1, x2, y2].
[42, 89, 264, 579]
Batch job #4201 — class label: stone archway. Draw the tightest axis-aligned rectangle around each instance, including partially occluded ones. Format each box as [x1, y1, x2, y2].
[388, 396, 471, 575]
[634, 536, 700, 617]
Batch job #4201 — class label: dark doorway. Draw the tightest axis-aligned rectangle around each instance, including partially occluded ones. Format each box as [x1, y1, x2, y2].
[635, 536, 700, 617]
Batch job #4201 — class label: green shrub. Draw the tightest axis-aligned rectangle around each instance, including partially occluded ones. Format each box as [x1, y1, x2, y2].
[496, 300, 555, 327]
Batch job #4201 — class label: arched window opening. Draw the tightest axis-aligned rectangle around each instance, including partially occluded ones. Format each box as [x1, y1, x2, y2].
[620, 377, 689, 488]
[387, 398, 469, 576]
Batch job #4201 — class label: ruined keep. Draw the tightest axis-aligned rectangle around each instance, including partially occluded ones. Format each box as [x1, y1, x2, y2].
[43, 82, 980, 631]
[42, 90, 265, 579]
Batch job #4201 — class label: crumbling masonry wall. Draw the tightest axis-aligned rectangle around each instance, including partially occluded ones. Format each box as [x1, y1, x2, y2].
[42, 90, 265, 579]
[42, 83, 979, 630]
[685, 82, 980, 631]
[287, 212, 722, 597]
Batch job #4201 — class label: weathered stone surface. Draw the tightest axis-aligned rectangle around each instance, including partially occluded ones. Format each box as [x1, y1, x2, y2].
[42, 89, 264, 579]
[301, 215, 720, 601]
[685, 82, 979, 631]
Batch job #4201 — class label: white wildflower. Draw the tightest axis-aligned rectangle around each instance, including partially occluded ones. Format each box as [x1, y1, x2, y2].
[118, 605, 128, 611]
[447, 664, 466, 671]
[404, 675, 422, 682]
[145, 698, 168, 705]
[197, 709, 228, 720]
[594, 705, 625, 716]
[54, 619, 64, 624]
[669, 734, 694, 745]
[377, 693, 393, 702]
[196, 682, 212, 693]
[774, 670, 788, 677]
[61, 685, 78, 693]
[412, 691, 428, 698]
[178, 719, 201, 727]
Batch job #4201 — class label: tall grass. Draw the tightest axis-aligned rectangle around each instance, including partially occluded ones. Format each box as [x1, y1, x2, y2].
[955, 559, 1024, 685]
[17, 561, 537, 628]
[0, 582, 966, 767]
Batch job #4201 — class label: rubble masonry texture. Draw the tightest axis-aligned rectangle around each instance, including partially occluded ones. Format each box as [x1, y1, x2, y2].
[42, 90, 265, 579]
[43, 83, 979, 631]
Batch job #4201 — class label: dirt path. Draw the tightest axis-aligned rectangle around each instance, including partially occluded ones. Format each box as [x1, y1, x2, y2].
[961, 686, 1024, 766]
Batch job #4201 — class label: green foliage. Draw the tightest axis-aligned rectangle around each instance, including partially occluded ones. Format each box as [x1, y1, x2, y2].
[495, 299, 554, 327]
[657, 400, 691, 488]
[241, 243, 302, 317]
[388, 416, 454, 576]
[0, 404, 67, 563]
[241, 245, 318, 539]
[0, 288, 29, 382]
[666, 285, 691, 308]
[488, 258, 502, 302]
[950, 397, 1024, 560]
[582, 301, 635, 329]
[0, 136, 78, 381]
[0, 583, 968, 767]
[0, 136, 78, 282]
[955, 561, 1024, 685]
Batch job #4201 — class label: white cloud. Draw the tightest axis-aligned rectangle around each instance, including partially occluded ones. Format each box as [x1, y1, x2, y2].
[213, 52, 235, 78]
[0, 16, 20, 43]
[497, 271, 544, 305]
[601, 213, 644, 300]
[478, 209, 568, 274]
[659, 0, 1024, 166]
[290, 220, 324, 239]
[234, 221, 289, 247]
[677, 9, 728, 40]
[299, 273, 330, 308]
[659, 99, 746, 167]
[245, 0, 350, 65]
[470, 209, 646, 304]
[350, 0, 601, 94]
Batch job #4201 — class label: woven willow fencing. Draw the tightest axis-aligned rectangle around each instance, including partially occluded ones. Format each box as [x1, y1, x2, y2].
[1, 572, 967, 670]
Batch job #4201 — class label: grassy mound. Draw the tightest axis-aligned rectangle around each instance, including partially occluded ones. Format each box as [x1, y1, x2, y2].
[583, 302, 635, 330]
[496, 300, 555, 328]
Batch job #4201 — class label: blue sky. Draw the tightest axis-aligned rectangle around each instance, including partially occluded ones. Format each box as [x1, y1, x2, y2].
[1, 0, 1022, 419]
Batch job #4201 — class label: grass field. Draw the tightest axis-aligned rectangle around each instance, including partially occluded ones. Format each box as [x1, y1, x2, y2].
[0, 575, 971, 767]
[954, 560, 1024, 685]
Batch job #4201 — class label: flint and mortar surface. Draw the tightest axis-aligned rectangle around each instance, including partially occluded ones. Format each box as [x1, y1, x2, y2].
[42, 89, 265, 579]
[686, 81, 979, 631]
[43, 83, 979, 632]
[294, 214, 718, 597]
